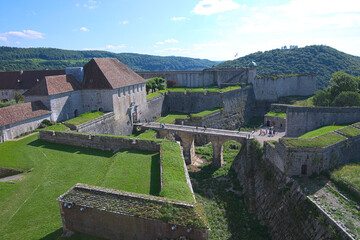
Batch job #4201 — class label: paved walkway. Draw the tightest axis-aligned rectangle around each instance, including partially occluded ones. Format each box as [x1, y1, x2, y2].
[136, 123, 285, 144]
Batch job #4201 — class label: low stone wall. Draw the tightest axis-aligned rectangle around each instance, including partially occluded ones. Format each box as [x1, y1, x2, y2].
[0, 168, 23, 178]
[267, 133, 360, 176]
[39, 131, 160, 152]
[58, 184, 209, 240]
[286, 106, 360, 137]
[232, 140, 351, 240]
[270, 103, 288, 113]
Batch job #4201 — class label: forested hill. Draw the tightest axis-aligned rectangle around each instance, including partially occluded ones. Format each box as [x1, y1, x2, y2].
[216, 45, 360, 90]
[0, 47, 216, 72]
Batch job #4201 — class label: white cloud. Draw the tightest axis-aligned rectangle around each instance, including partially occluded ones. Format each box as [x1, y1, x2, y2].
[77, 0, 100, 9]
[1, 30, 45, 39]
[83, 44, 126, 51]
[119, 20, 129, 25]
[80, 27, 89, 32]
[171, 17, 187, 21]
[156, 39, 179, 45]
[193, 0, 241, 15]
[0, 36, 7, 42]
[165, 39, 178, 43]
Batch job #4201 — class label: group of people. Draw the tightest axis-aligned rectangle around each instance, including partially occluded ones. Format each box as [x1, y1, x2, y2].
[259, 127, 276, 137]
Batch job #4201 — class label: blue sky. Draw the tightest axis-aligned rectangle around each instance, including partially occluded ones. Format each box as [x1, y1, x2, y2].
[0, 0, 360, 60]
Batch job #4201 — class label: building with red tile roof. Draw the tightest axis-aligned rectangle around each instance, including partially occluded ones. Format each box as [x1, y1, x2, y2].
[0, 101, 51, 142]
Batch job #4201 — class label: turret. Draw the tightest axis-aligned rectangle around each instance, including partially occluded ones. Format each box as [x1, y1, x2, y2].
[248, 61, 257, 84]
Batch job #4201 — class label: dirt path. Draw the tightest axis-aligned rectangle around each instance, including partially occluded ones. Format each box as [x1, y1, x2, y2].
[0, 174, 25, 182]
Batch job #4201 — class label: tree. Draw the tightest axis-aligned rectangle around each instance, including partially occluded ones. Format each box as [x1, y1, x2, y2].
[332, 91, 360, 107]
[312, 90, 331, 106]
[329, 71, 357, 100]
[14, 92, 24, 103]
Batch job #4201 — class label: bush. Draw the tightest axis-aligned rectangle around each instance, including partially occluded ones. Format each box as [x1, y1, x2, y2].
[313, 89, 331, 106]
[332, 91, 360, 107]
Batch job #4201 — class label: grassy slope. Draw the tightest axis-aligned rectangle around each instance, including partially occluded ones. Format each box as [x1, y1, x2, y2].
[65, 111, 104, 125]
[331, 163, 360, 192]
[190, 107, 222, 118]
[299, 125, 348, 138]
[265, 111, 286, 118]
[0, 134, 159, 240]
[281, 132, 347, 148]
[160, 142, 194, 203]
[336, 125, 360, 137]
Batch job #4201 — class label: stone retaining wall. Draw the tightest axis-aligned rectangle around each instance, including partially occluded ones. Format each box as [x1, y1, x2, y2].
[232, 140, 352, 240]
[39, 130, 160, 152]
[0, 168, 23, 178]
[286, 106, 360, 137]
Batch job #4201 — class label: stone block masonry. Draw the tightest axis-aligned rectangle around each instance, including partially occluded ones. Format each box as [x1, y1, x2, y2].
[39, 130, 160, 152]
[286, 106, 360, 137]
[58, 184, 209, 240]
[232, 139, 352, 240]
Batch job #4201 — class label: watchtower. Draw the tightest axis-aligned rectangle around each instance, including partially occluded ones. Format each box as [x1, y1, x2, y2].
[248, 61, 257, 84]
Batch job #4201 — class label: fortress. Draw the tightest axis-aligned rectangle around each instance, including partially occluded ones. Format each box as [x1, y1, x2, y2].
[1, 58, 358, 240]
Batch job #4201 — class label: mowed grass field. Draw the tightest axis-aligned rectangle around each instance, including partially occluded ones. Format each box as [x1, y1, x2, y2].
[0, 134, 160, 240]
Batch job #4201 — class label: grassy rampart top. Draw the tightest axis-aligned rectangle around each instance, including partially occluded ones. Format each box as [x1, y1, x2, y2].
[299, 125, 348, 138]
[60, 184, 208, 229]
[159, 142, 195, 203]
[336, 125, 360, 137]
[265, 111, 286, 118]
[190, 107, 222, 119]
[64, 111, 104, 126]
[280, 132, 347, 148]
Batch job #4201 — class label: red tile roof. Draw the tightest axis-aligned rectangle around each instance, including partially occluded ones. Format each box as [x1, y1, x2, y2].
[24, 75, 81, 96]
[82, 58, 146, 89]
[0, 101, 51, 126]
[0, 69, 65, 90]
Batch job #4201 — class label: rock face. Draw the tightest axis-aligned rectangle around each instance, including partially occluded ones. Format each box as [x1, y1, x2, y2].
[231, 140, 348, 240]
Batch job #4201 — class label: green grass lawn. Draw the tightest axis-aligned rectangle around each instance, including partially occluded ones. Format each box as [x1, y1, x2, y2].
[0, 134, 160, 240]
[331, 162, 360, 192]
[281, 132, 347, 148]
[42, 123, 69, 131]
[65, 111, 104, 126]
[299, 125, 349, 138]
[336, 125, 360, 137]
[265, 111, 286, 118]
[190, 107, 222, 119]
[157, 112, 189, 124]
[146, 90, 166, 99]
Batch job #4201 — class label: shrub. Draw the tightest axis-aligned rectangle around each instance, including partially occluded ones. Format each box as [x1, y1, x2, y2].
[332, 91, 360, 107]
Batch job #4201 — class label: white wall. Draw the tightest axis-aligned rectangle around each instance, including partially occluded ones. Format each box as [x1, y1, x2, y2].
[49, 90, 83, 122]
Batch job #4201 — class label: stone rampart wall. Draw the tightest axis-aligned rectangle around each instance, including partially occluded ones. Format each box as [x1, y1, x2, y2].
[264, 116, 286, 131]
[146, 94, 167, 121]
[286, 106, 360, 137]
[39, 131, 160, 152]
[270, 104, 288, 113]
[232, 140, 351, 240]
[58, 185, 208, 240]
[267, 133, 360, 176]
[252, 76, 316, 101]
[137, 68, 249, 87]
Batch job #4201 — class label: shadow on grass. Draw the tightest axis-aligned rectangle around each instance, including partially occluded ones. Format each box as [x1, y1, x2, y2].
[39, 228, 62, 240]
[150, 153, 161, 196]
[39, 228, 106, 240]
[27, 139, 115, 158]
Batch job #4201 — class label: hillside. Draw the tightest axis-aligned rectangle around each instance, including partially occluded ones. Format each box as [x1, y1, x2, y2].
[216, 45, 360, 89]
[0, 46, 216, 72]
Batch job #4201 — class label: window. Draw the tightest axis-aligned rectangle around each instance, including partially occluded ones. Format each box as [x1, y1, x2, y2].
[123, 87, 125, 96]
[118, 89, 121, 97]
[136, 84, 139, 92]
[125, 87, 128, 95]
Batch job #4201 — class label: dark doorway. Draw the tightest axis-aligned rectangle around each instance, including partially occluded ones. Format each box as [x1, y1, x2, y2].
[301, 164, 307, 175]
[266, 120, 270, 127]
[74, 109, 78, 117]
[99, 108, 104, 112]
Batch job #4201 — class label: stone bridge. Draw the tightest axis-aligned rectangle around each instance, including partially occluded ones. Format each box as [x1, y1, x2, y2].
[135, 123, 253, 168]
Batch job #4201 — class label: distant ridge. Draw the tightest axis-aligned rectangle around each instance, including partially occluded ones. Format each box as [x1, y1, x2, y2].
[215, 45, 360, 89]
[0, 46, 216, 73]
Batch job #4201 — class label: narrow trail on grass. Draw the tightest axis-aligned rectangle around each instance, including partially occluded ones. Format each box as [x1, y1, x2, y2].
[0, 148, 55, 232]
[95, 153, 117, 186]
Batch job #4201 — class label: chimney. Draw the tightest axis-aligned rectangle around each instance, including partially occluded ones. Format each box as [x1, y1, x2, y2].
[66, 67, 84, 83]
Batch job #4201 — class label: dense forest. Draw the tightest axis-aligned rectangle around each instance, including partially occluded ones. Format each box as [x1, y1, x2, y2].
[216, 45, 360, 89]
[0, 47, 216, 72]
